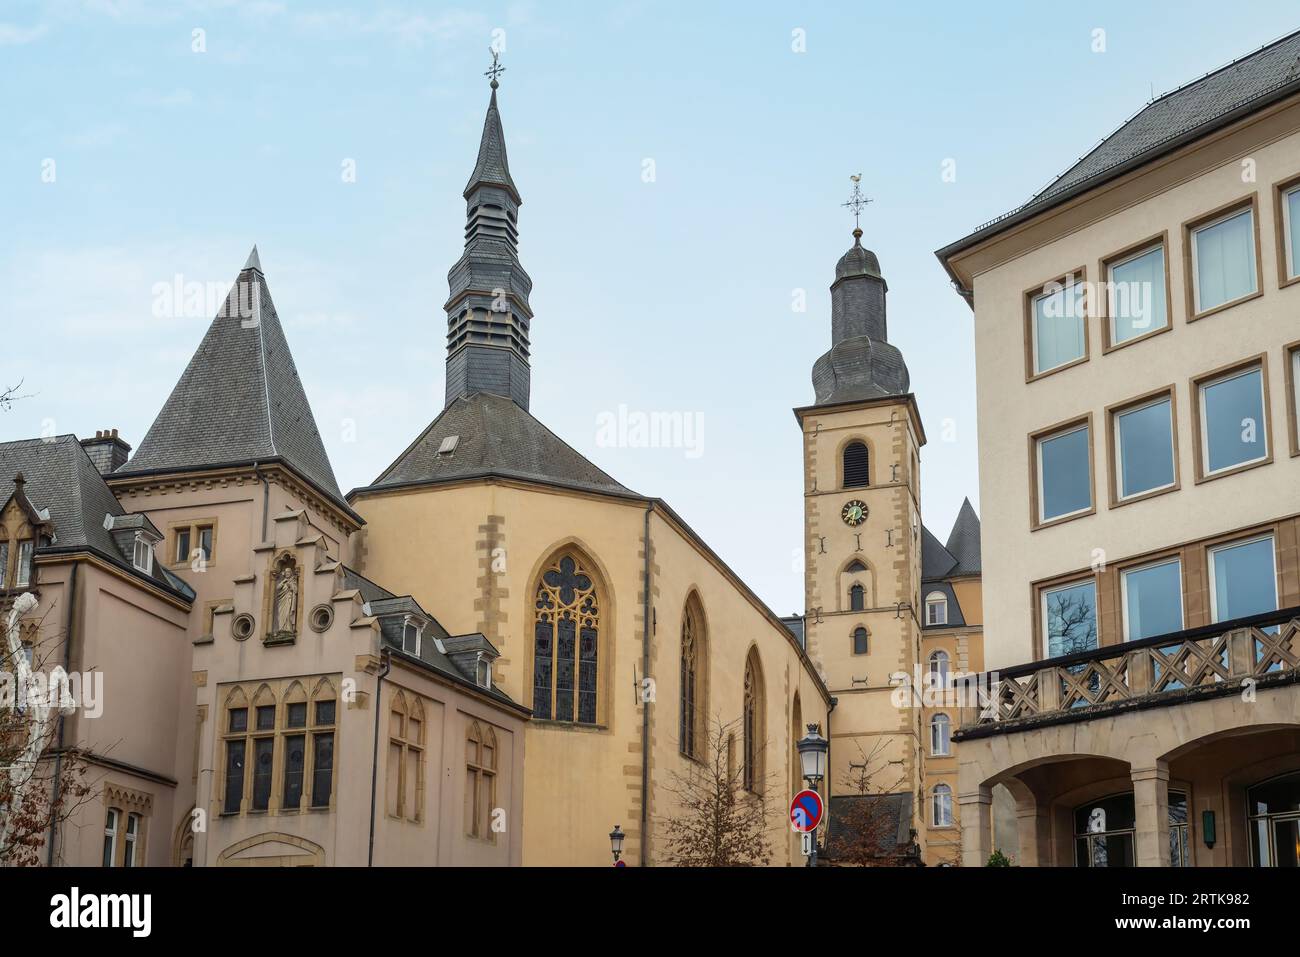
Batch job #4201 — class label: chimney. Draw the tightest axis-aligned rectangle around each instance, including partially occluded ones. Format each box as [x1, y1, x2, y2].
[80, 429, 132, 475]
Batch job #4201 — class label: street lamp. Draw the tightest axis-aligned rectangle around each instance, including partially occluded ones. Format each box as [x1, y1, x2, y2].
[796, 723, 829, 867]
[609, 824, 625, 865]
[797, 722, 828, 785]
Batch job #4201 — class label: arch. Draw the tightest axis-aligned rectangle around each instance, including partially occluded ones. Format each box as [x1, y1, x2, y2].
[172, 807, 196, 867]
[223, 686, 249, 710]
[743, 646, 766, 793]
[217, 832, 325, 867]
[529, 544, 610, 725]
[928, 650, 951, 685]
[841, 439, 871, 488]
[679, 590, 709, 759]
[790, 692, 803, 798]
[932, 783, 954, 827]
[838, 557, 875, 611]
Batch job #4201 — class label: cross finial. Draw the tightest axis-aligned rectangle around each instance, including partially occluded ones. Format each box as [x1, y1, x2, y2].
[842, 173, 872, 242]
[485, 47, 505, 89]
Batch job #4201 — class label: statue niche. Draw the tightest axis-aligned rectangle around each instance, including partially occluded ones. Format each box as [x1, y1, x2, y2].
[266, 553, 300, 645]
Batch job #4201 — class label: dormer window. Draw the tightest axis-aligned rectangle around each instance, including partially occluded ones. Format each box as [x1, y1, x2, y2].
[402, 619, 421, 656]
[131, 535, 153, 574]
[925, 592, 949, 626]
[16, 540, 34, 586]
[476, 654, 492, 690]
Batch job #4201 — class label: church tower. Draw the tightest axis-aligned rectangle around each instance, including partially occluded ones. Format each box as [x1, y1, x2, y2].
[444, 57, 534, 411]
[795, 202, 928, 838]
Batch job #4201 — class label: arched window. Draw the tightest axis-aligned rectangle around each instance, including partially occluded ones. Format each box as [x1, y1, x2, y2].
[932, 784, 953, 827]
[929, 650, 951, 686]
[466, 722, 498, 841]
[852, 627, 868, 655]
[849, 583, 865, 611]
[790, 693, 802, 798]
[930, 713, 951, 756]
[533, 551, 602, 724]
[1248, 772, 1300, 867]
[679, 594, 707, 759]
[388, 691, 425, 822]
[843, 441, 870, 488]
[742, 649, 765, 793]
[925, 591, 949, 626]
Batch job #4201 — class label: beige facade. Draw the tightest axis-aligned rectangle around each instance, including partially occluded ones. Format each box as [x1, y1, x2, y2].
[940, 53, 1300, 866]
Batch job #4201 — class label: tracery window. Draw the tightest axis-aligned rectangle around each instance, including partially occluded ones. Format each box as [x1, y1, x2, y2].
[465, 721, 498, 841]
[679, 595, 707, 759]
[533, 552, 601, 724]
[387, 691, 425, 822]
[742, 649, 765, 793]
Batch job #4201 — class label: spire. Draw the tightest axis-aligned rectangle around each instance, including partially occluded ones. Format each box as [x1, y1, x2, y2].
[444, 51, 534, 411]
[810, 176, 909, 405]
[116, 251, 356, 521]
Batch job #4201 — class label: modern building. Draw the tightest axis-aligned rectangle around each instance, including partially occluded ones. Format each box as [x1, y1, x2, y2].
[938, 29, 1300, 867]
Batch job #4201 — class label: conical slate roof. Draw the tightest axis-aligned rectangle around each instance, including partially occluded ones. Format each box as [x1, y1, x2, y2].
[361, 392, 633, 497]
[944, 497, 981, 576]
[463, 87, 518, 201]
[117, 250, 352, 517]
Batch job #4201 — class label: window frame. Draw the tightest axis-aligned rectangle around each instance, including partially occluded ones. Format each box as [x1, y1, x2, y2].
[402, 617, 422, 657]
[1100, 233, 1172, 353]
[1286, 342, 1300, 459]
[930, 713, 951, 757]
[1272, 174, 1300, 289]
[841, 439, 870, 489]
[530, 550, 606, 727]
[1184, 195, 1262, 320]
[1191, 356, 1272, 483]
[168, 519, 217, 569]
[932, 783, 954, 828]
[131, 534, 153, 574]
[928, 650, 951, 687]
[14, 539, 33, 587]
[1106, 386, 1180, 507]
[924, 592, 948, 627]
[851, 626, 868, 656]
[1119, 556, 1184, 642]
[123, 812, 140, 867]
[1039, 577, 1099, 660]
[1023, 268, 1090, 382]
[1030, 414, 1095, 530]
[103, 808, 119, 867]
[1208, 533, 1278, 625]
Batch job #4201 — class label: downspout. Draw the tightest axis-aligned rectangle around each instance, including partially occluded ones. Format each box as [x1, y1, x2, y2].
[46, 560, 79, 866]
[367, 647, 391, 866]
[639, 502, 653, 866]
[252, 461, 269, 542]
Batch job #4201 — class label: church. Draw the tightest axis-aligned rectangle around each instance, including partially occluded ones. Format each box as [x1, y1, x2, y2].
[1, 70, 978, 867]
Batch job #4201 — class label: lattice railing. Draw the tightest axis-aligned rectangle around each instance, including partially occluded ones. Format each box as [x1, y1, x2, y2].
[968, 609, 1300, 728]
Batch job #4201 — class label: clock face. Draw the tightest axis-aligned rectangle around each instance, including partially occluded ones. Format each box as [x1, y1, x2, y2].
[841, 500, 868, 527]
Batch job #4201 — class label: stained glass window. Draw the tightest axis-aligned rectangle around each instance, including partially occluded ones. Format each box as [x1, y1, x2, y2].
[533, 553, 601, 724]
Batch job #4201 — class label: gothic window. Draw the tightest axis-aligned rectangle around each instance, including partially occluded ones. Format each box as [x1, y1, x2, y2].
[852, 627, 869, 655]
[310, 681, 336, 809]
[845, 559, 867, 573]
[533, 551, 602, 724]
[388, 691, 425, 822]
[466, 721, 498, 841]
[849, 583, 865, 611]
[742, 649, 765, 793]
[679, 594, 707, 759]
[843, 441, 870, 488]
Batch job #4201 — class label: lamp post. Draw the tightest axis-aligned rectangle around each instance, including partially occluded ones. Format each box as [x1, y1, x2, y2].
[796, 723, 829, 867]
[609, 824, 625, 866]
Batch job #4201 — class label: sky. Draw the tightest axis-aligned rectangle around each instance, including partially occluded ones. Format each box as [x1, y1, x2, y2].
[2, 0, 1298, 616]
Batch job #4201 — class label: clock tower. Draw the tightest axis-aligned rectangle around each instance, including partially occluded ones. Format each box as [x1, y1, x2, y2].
[795, 215, 927, 833]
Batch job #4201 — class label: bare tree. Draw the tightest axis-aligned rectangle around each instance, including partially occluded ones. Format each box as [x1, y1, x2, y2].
[656, 714, 778, 866]
[0, 381, 30, 413]
[825, 738, 919, 866]
[0, 593, 90, 866]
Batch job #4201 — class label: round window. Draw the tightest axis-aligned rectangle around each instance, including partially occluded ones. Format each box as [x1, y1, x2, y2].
[232, 613, 255, 641]
[309, 604, 333, 633]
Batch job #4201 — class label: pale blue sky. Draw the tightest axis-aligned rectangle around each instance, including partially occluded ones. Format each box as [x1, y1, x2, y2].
[2, 1, 1297, 614]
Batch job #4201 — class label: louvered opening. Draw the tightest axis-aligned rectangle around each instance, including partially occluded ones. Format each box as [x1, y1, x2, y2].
[843, 442, 870, 488]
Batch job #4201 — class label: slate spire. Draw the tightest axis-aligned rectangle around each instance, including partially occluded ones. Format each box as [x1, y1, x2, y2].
[444, 62, 534, 411]
[116, 250, 354, 519]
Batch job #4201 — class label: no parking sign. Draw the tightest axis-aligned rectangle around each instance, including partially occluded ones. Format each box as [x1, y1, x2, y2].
[789, 789, 823, 833]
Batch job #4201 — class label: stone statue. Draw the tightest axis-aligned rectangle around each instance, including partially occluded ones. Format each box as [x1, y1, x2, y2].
[273, 561, 298, 635]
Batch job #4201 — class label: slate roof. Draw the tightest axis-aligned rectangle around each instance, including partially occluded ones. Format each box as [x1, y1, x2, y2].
[939, 29, 1300, 258]
[358, 391, 635, 497]
[944, 497, 981, 577]
[464, 86, 518, 201]
[115, 250, 355, 520]
[823, 792, 921, 864]
[0, 435, 194, 600]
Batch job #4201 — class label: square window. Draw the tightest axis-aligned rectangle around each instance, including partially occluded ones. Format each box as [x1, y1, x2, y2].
[1042, 580, 1098, 657]
[1036, 423, 1091, 523]
[1114, 395, 1175, 499]
[1108, 244, 1167, 344]
[1121, 558, 1183, 640]
[1191, 207, 1257, 313]
[286, 702, 307, 728]
[1031, 280, 1086, 375]
[175, 527, 191, 564]
[255, 704, 275, 731]
[1198, 365, 1267, 475]
[197, 526, 213, 561]
[228, 707, 248, 733]
[1283, 185, 1300, 281]
[315, 700, 335, 726]
[1209, 536, 1277, 624]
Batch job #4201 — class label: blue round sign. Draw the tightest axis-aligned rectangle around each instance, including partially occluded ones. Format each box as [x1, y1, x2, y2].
[790, 789, 823, 832]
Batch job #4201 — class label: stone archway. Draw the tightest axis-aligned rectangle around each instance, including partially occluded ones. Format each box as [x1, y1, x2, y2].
[216, 832, 326, 867]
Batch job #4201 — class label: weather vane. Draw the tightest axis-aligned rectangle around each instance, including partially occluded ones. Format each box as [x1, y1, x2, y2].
[485, 48, 505, 88]
[842, 173, 872, 236]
